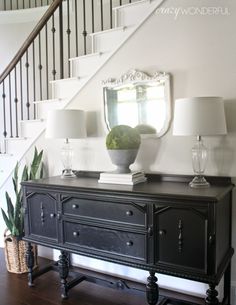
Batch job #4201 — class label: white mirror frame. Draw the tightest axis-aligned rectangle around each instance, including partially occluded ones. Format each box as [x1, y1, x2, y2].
[102, 69, 172, 138]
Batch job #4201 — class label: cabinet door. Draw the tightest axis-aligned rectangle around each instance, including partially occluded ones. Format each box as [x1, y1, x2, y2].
[25, 192, 58, 242]
[155, 206, 208, 273]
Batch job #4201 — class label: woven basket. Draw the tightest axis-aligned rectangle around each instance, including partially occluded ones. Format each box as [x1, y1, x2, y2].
[4, 230, 38, 274]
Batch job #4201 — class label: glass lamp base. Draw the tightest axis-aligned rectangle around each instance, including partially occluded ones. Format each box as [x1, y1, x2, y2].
[61, 169, 76, 178]
[189, 176, 210, 188]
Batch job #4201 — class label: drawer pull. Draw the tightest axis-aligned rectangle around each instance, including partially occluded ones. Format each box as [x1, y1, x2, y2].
[50, 213, 55, 218]
[126, 210, 133, 216]
[126, 241, 133, 247]
[73, 231, 79, 237]
[159, 229, 166, 236]
[72, 204, 79, 209]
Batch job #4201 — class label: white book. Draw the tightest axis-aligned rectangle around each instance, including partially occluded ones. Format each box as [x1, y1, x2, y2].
[98, 176, 147, 185]
[100, 171, 145, 181]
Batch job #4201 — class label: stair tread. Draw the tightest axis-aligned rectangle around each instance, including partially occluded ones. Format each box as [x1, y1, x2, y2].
[50, 76, 82, 83]
[113, 0, 150, 11]
[89, 26, 127, 37]
[19, 119, 44, 123]
[69, 52, 102, 61]
[4, 137, 27, 140]
[0, 153, 13, 157]
[33, 98, 66, 104]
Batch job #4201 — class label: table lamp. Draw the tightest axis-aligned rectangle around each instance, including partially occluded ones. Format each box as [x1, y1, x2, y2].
[45, 109, 86, 178]
[173, 97, 227, 188]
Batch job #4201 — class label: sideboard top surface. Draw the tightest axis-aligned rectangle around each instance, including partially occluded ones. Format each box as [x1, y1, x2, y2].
[21, 173, 233, 202]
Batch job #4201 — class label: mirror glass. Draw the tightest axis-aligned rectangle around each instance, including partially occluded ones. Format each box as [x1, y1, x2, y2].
[103, 69, 171, 137]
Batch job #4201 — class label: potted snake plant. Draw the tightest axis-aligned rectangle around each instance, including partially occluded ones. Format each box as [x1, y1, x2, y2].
[1, 147, 43, 273]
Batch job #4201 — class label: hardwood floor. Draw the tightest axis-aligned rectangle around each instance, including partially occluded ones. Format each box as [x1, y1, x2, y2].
[0, 248, 203, 305]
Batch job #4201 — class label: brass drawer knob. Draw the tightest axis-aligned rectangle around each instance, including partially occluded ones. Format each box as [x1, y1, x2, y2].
[72, 204, 79, 209]
[126, 210, 133, 216]
[126, 241, 133, 246]
[73, 231, 79, 237]
[50, 213, 55, 218]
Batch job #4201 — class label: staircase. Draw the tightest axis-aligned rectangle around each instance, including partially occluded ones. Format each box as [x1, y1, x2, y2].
[0, 0, 165, 190]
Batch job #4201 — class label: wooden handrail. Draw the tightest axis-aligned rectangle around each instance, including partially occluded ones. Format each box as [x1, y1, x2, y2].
[0, 0, 63, 84]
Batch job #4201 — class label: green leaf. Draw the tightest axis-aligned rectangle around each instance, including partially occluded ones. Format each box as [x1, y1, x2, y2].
[1, 208, 13, 233]
[5, 192, 14, 224]
[30, 148, 43, 179]
[40, 163, 44, 179]
[12, 162, 19, 195]
[21, 165, 29, 182]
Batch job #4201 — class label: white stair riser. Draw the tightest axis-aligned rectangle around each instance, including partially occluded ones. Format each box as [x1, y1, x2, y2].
[70, 54, 107, 78]
[0, 155, 17, 175]
[5, 138, 28, 154]
[115, 0, 152, 27]
[36, 100, 68, 120]
[20, 121, 45, 138]
[0, 155, 17, 185]
[91, 28, 132, 53]
[51, 79, 84, 99]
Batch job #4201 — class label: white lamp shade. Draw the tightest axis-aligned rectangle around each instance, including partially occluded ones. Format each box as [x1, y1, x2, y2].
[45, 109, 87, 139]
[173, 97, 227, 136]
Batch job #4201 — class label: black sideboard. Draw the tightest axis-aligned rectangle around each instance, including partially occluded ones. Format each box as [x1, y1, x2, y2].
[22, 173, 234, 305]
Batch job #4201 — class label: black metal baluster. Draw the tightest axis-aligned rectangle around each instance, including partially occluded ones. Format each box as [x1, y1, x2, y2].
[120, 0, 122, 6]
[59, 2, 64, 79]
[74, 0, 78, 57]
[16, 0, 19, 9]
[52, 14, 56, 80]
[91, 0, 94, 33]
[29, 0, 31, 9]
[14, 67, 19, 137]
[20, 59, 23, 120]
[66, 0, 71, 76]
[23, 0, 25, 9]
[8, 74, 13, 137]
[2, 81, 7, 140]
[82, 0, 87, 55]
[4, 0, 6, 10]
[38, 33, 43, 100]
[45, 22, 49, 99]
[25, 50, 30, 120]
[10, 0, 12, 10]
[35, 0, 37, 7]
[100, 0, 103, 31]
[109, 0, 112, 29]
[32, 41, 36, 117]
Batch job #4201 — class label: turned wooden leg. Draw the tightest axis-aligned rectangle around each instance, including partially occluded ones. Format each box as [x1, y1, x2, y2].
[205, 284, 219, 305]
[58, 251, 69, 299]
[146, 271, 159, 305]
[26, 242, 35, 287]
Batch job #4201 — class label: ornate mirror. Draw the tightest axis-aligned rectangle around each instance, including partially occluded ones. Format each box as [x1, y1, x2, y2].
[102, 69, 171, 137]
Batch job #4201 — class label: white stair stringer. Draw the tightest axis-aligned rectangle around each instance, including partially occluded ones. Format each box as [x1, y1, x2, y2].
[90, 26, 132, 54]
[0, 0, 166, 191]
[69, 52, 106, 79]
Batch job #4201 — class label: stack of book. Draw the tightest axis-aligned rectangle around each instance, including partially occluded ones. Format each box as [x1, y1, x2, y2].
[98, 171, 147, 185]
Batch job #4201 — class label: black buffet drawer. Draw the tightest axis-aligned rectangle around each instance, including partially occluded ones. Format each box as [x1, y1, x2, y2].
[62, 196, 146, 226]
[63, 221, 146, 261]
